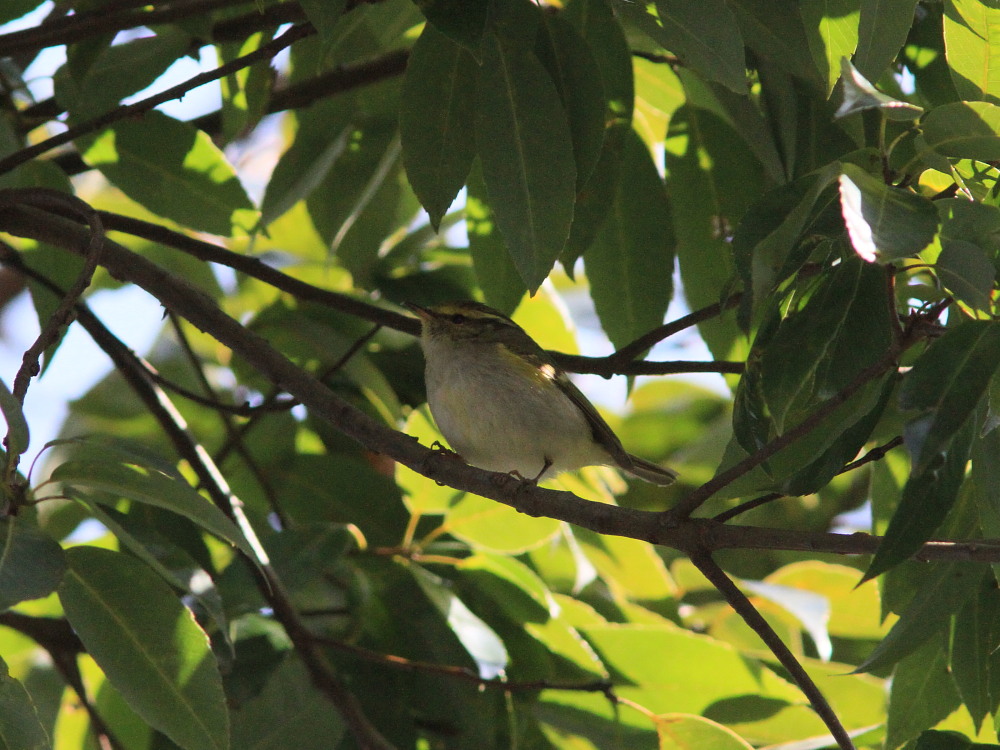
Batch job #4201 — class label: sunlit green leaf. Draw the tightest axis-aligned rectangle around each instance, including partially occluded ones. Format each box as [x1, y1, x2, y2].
[943, 0, 1000, 103]
[80, 112, 258, 236]
[801, 0, 861, 96]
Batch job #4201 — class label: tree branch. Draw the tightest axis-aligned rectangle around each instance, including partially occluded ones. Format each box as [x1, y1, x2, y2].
[0, 24, 315, 177]
[3, 202, 999, 565]
[2, 252, 395, 750]
[663, 350, 900, 524]
[688, 552, 856, 750]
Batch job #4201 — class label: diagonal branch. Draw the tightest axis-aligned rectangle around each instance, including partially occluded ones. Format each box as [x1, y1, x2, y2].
[3, 252, 396, 750]
[689, 551, 856, 750]
[663, 350, 900, 524]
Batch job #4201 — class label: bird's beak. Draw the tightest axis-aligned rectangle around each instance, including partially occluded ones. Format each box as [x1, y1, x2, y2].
[403, 302, 432, 320]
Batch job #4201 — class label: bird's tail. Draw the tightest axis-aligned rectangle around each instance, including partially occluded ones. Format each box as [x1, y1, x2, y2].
[622, 453, 677, 486]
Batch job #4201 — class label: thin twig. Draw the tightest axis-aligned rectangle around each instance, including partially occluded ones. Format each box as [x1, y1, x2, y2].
[713, 436, 904, 523]
[0, 0, 254, 56]
[313, 634, 615, 695]
[0, 24, 314, 177]
[664, 350, 900, 524]
[166, 311, 289, 528]
[0, 189, 103, 492]
[689, 551, 856, 750]
[9, 207, 1000, 565]
[0, 612, 124, 750]
[606, 293, 742, 369]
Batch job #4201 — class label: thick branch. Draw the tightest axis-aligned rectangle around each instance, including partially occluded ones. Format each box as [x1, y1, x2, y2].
[3, 203, 1000, 564]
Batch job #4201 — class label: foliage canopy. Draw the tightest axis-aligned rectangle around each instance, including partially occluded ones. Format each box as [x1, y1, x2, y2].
[2, 1, 1000, 749]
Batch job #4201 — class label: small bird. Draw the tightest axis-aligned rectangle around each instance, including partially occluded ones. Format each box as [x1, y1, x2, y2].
[407, 301, 676, 485]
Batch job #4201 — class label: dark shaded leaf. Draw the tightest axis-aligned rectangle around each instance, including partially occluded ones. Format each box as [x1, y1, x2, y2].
[0, 655, 50, 750]
[400, 22, 478, 230]
[475, 32, 576, 292]
[60, 547, 228, 750]
[854, 0, 919, 82]
[899, 321, 1000, 473]
[51, 459, 255, 559]
[856, 562, 984, 673]
[950, 574, 1000, 732]
[586, 129, 674, 350]
[536, 13, 607, 189]
[0, 517, 65, 610]
[922, 102, 1000, 161]
[885, 637, 962, 749]
[467, 161, 525, 315]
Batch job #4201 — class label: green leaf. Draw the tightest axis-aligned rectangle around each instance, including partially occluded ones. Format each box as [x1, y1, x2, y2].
[54, 31, 192, 121]
[886, 637, 962, 749]
[0, 654, 50, 750]
[51, 459, 255, 559]
[856, 562, 985, 673]
[400, 22, 478, 230]
[622, 0, 746, 94]
[839, 162, 939, 262]
[412, 0, 488, 55]
[951, 574, 1000, 732]
[217, 33, 275, 145]
[863, 417, 973, 582]
[445, 492, 560, 554]
[728, 0, 823, 90]
[854, 0, 920, 82]
[80, 112, 258, 236]
[937, 239, 995, 311]
[59, 547, 228, 750]
[297, 0, 348, 45]
[800, 0, 861, 96]
[585, 129, 674, 350]
[410, 564, 508, 679]
[230, 657, 345, 750]
[259, 100, 354, 228]
[900, 321, 1000, 473]
[922, 102, 1000, 161]
[466, 161, 526, 315]
[914, 732, 1000, 749]
[735, 163, 840, 305]
[835, 58, 923, 121]
[761, 259, 891, 432]
[0, 517, 66, 610]
[536, 13, 608, 189]
[475, 32, 577, 292]
[0, 1, 45, 25]
[943, 0, 1000, 103]
[560, 0, 634, 267]
[657, 714, 754, 749]
[666, 82, 764, 359]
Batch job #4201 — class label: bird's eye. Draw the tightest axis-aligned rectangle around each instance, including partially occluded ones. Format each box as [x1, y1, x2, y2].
[449, 313, 468, 324]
